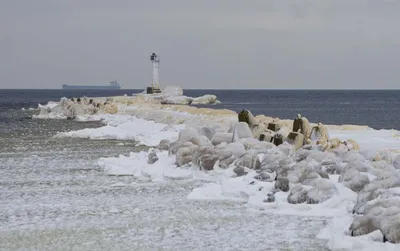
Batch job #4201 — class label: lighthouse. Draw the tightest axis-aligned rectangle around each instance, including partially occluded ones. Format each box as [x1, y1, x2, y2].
[147, 53, 162, 94]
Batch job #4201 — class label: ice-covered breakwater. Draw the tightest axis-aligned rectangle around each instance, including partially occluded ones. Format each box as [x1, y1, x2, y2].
[34, 93, 400, 250]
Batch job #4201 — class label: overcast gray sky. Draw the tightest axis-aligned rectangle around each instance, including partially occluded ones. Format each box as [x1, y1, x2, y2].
[1, 0, 400, 89]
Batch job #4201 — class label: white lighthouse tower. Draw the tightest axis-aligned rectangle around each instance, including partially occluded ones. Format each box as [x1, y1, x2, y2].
[147, 53, 161, 94]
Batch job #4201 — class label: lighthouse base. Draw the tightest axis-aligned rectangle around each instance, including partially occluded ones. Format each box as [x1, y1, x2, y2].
[146, 87, 162, 94]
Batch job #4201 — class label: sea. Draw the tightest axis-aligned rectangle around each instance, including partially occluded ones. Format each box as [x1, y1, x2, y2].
[0, 89, 399, 251]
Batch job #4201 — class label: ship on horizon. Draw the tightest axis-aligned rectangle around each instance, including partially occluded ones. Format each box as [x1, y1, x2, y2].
[62, 80, 121, 90]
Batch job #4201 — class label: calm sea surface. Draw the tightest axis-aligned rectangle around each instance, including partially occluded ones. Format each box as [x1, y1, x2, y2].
[1, 88, 396, 250]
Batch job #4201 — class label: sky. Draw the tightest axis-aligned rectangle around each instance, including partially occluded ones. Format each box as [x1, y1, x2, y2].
[1, 0, 400, 89]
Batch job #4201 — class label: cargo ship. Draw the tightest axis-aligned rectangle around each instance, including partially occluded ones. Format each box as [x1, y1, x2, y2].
[62, 80, 121, 90]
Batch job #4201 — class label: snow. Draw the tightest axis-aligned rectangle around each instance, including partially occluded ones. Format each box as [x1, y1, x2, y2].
[55, 115, 185, 146]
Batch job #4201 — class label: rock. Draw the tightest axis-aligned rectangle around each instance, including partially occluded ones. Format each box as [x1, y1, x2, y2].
[211, 132, 233, 146]
[378, 149, 392, 164]
[274, 177, 290, 192]
[341, 151, 366, 163]
[232, 122, 254, 142]
[189, 135, 212, 146]
[176, 145, 198, 167]
[192, 146, 216, 170]
[299, 170, 322, 186]
[157, 139, 170, 151]
[233, 166, 247, 176]
[235, 151, 261, 169]
[271, 130, 287, 147]
[339, 168, 370, 192]
[259, 129, 275, 142]
[394, 155, 400, 169]
[238, 109, 259, 126]
[310, 123, 329, 148]
[285, 132, 305, 151]
[178, 127, 200, 142]
[260, 161, 279, 173]
[147, 151, 159, 164]
[321, 160, 340, 174]
[267, 122, 280, 132]
[198, 126, 216, 140]
[306, 179, 338, 204]
[254, 172, 272, 182]
[168, 141, 184, 155]
[264, 193, 275, 203]
[360, 149, 382, 162]
[66, 106, 76, 119]
[292, 115, 311, 139]
[287, 185, 308, 204]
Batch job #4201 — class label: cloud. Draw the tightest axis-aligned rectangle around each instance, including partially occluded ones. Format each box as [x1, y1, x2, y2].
[1, 0, 400, 89]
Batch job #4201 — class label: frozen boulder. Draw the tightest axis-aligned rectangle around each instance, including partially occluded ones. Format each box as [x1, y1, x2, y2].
[295, 148, 311, 162]
[277, 142, 295, 158]
[378, 149, 392, 164]
[274, 177, 290, 192]
[198, 126, 216, 140]
[211, 133, 233, 146]
[321, 160, 340, 174]
[189, 135, 212, 146]
[168, 141, 184, 155]
[341, 151, 366, 163]
[176, 144, 199, 167]
[233, 166, 247, 176]
[157, 139, 171, 151]
[292, 114, 311, 139]
[254, 172, 272, 182]
[259, 129, 275, 143]
[285, 132, 305, 151]
[66, 106, 76, 120]
[393, 155, 400, 169]
[338, 168, 370, 192]
[178, 128, 200, 142]
[147, 151, 159, 164]
[242, 154, 262, 171]
[287, 185, 308, 204]
[360, 149, 382, 162]
[192, 145, 218, 170]
[235, 151, 261, 170]
[232, 122, 253, 142]
[306, 179, 338, 204]
[267, 122, 280, 132]
[310, 123, 329, 148]
[238, 109, 259, 127]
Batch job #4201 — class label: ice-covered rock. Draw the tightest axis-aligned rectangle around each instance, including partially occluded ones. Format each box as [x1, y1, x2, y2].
[254, 172, 272, 182]
[232, 122, 253, 142]
[147, 151, 159, 164]
[287, 184, 308, 204]
[157, 139, 171, 151]
[274, 177, 290, 192]
[192, 145, 218, 170]
[338, 168, 370, 192]
[176, 144, 198, 167]
[306, 179, 338, 204]
[211, 133, 233, 146]
[235, 151, 261, 170]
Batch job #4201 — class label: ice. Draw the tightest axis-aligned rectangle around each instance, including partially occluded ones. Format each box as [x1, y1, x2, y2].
[317, 216, 399, 251]
[56, 115, 185, 146]
[330, 128, 400, 152]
